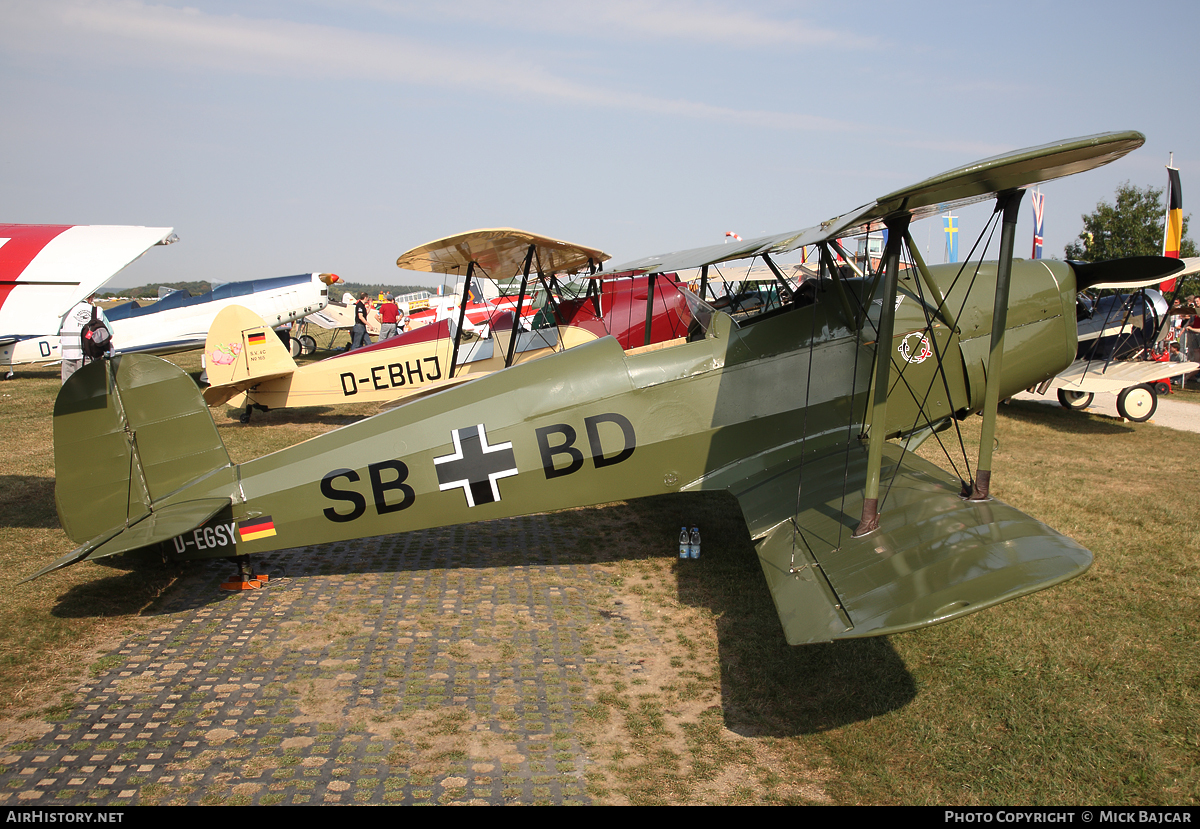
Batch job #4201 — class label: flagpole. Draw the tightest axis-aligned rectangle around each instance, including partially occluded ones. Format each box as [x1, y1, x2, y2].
[1162, 153, 1187, 387]
[1163, 152, 1175, 257]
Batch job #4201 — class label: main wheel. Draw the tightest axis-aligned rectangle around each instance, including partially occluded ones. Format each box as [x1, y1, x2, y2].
[1154, 380, 1170, 396]
[1117, 384, 1157, 422]
[288, 336, 302, 358]
[1057, 389, 1094, 410]
[299, 334, 317, 356]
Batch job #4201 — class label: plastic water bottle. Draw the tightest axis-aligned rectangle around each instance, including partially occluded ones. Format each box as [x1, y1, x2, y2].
[679, 527, 689, 559]
[689, 527, 701, 560]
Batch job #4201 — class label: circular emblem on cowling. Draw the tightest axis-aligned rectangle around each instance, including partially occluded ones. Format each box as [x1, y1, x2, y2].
[897, 331, 933, 364]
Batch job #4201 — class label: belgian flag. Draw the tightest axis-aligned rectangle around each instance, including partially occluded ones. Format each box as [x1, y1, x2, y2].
[1161, 168, 1183, 290]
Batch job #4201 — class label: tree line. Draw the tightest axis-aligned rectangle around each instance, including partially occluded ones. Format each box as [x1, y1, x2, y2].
[1065, 181, 1198, 295]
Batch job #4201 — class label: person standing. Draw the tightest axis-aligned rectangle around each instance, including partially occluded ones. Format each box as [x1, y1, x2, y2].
[378, 294, 400, 340]
[1186, 305, 1200, 364]
[351, 292, 372, 350]
[59, 294, 111, 383]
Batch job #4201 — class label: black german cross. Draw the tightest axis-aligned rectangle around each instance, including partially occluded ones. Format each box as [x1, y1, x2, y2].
[433, 424, 518, 508]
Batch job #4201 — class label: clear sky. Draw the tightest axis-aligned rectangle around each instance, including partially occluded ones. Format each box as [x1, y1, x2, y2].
[3, 1, 1197, 289]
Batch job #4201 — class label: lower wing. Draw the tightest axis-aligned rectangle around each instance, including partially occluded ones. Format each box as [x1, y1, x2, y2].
[718, 443, 1092, 645]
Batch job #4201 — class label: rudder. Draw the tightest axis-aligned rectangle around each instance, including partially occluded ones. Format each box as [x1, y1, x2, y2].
[53, 354, 234, 548]
[203, 304, 297, 406]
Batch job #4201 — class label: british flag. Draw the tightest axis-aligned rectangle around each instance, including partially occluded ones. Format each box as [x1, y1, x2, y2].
[1030, 189, 1045, 259]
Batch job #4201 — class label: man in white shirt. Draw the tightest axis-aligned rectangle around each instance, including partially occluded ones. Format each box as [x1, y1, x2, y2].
[59, 295, 110, 383]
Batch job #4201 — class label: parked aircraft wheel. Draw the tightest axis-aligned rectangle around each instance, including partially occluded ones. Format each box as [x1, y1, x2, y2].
[288, 336, 302, 358]
[1154, 381, 1170, 396]
[1117, 384, 1156, 422]
[1056, 389, 1093, 410]
[299, 335, 317, 356]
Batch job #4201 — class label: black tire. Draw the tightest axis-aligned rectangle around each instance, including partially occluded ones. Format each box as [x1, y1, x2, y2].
[1057, 389, 1094, 410]
[1154, 381, 1170, 396]
[1116, 384, 1157, 422]
[299, 335, 317, 356]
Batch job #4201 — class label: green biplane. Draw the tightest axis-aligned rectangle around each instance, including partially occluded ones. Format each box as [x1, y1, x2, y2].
[28, 131, 1183, 645]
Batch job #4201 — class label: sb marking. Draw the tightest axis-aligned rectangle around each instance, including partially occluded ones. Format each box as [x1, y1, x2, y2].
[316, 412, 637, 521]
[321, 460, 416, 522]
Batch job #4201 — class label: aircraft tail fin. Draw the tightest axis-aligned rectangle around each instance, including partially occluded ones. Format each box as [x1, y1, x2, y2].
[48, 354, 236, 573]
[202, 304, 297, 407]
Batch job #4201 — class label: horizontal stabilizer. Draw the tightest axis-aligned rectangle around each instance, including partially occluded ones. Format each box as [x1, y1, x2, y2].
[724, 444, 1092, 645]
[22, 498, 231, 583]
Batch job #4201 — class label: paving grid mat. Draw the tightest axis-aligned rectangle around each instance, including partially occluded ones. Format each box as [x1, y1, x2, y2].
[1, 514, 654, 805]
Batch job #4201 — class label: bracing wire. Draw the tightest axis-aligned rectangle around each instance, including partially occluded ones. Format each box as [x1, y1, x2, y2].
[789, 268, 823, 568]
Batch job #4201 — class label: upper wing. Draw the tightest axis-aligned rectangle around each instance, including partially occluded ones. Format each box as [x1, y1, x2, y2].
[0, 225, 177, 336]
[397, 228, 610, 277]
[697, 443, 1092, 645]
[607, 131, 1145, 275]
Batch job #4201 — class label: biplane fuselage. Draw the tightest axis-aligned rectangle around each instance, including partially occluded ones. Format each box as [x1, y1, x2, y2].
[219, 258, 1076, 549]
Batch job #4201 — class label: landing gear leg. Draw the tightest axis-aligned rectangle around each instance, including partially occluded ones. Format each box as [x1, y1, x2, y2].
[220, 555, 269, 591]
[239, 404, 269, 424]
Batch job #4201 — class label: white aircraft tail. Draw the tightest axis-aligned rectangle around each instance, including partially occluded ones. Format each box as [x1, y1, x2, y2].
[203, 305, 297, 407]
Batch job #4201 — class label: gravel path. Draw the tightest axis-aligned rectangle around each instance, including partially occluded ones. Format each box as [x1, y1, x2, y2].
[1012, 388, 1200, 434]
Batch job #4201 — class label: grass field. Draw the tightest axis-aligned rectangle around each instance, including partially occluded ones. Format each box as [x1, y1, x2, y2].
[1, 351, 1197, 805]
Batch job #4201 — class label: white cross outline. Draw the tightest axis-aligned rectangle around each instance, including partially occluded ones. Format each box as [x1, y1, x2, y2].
[433, 423, 518, 508]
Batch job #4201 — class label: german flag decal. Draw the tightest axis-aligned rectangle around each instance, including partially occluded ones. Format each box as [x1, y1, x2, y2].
[247, 331, 267, 346]
[238, 516, 277, 542]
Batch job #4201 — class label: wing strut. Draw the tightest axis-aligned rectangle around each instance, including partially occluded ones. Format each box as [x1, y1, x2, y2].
[504, 244, 536, 367]
[643, 273, 656, 347]
[903, 230, 958, 332]
[817, 243, 859, 329]
[448, 261, 476, 379]
[971, 190, 1022, 500]
[760, 253, 795, 303]
[854, 213, 911, 536]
